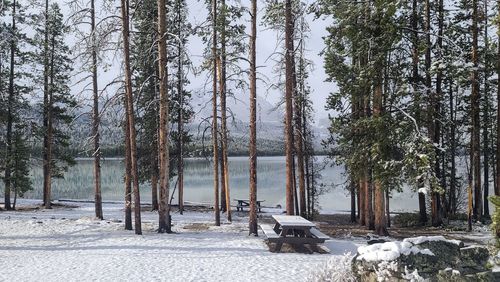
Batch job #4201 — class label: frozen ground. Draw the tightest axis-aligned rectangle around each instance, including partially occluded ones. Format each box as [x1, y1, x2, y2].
[0, 200, 362, 282]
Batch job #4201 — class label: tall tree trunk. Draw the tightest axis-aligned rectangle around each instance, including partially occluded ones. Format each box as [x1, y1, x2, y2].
[385, 189, 390, 227]
[373, 80, 388, 236]
[43, 0, 52, 209]
[497, 0, 500, 197]
[483, 0, 490, 219]
[284, 0, 294, 215]
[177, 0, 184, 215]
[413, 0, 427, 224]
[295, 48, 306, 219]
[248, 0, 258, 235]
[472, 0, 482, 220]
[91, 0, 103, 220]
[124, 95, 132, 230]
[120, 0, 142, 235]
[4, 0, 16, 211]
[350, 178, 356, 223]
[359, 179, 366, 226]
[219, 0, 231, 221]
[425, 0, 442, 227]
[433, 0, 444, 226]
[449, 81, 457, 214]
[211, 0, 221, 226]
[151, 171, 158, 211]
[157, 0, 171, 233]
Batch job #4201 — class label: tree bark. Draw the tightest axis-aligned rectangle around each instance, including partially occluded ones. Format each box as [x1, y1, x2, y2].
[483, 0, 490, 219]
[248, 0, 258, 235]
[449, 81, 457, 214]
[91, 0, 103, 220]
[120, 0, 141, 235]
[157, 0, 171, 233]
[284, 0, 295, 215]
[497, 0, 500, 197]
[295, 47, 306, 219]
[43, 0, 52, 209]
[373, 80, 388, 236]
[219, 0, 231, 221]
[385, 189, 390, 228]
[124, 96, 132, 230]
[350, 179, 356, 223]
[472, 0, 482, 220]
[212, 0, 221, 226]
[177, 0, 184, 215]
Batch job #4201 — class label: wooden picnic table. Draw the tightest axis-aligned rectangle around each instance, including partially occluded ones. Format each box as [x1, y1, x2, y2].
[260, 215, 329, 252]
[234, 199, 264, 212]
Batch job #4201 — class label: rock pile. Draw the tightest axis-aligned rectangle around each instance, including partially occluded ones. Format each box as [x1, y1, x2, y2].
[352, 236, 497, 281]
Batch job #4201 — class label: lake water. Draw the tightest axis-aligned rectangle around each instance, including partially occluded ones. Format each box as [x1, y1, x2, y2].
[1, 156, 438, 213]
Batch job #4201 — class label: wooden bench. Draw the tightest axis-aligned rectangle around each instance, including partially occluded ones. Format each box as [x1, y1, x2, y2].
[260, 224, 282, 243]
[309, 227, 330, 243]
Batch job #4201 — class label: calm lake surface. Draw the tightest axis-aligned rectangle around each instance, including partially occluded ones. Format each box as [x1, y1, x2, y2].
[4, 156, 435, 213]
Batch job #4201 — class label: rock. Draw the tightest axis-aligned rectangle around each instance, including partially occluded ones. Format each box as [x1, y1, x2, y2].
[460, 246, 489, 274]
[352, 236, 493, 282]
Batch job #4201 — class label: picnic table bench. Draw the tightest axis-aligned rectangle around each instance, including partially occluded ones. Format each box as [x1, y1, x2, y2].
[234, 199, 264, 212]
[260, 215, 329, 252]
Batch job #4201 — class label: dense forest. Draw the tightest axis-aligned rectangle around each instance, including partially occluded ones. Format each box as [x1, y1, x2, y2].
[0, 0, 499, 242]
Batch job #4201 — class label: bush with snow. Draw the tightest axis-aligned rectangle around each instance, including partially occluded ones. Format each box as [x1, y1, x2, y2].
[307, 253, 356, 282]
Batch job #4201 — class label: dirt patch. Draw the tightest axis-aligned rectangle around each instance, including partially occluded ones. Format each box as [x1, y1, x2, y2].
[183, 223, 211, 231]
[0, 202, 78, 212]
[314, 214, 491, 245]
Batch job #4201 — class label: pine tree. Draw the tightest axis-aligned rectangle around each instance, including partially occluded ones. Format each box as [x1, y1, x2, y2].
[168, 0, 193, 216]
[35, 2, 77, 208]
[132, 0, 160, 211]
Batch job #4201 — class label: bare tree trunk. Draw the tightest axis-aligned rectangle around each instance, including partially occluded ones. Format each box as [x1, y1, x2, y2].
[124, 97, 132, 230]
[4, 0, 16, 211]
[497, 0, 500, 197]
[350, 178, 356, 223]
[211, 0, 221, 226]
[295, 59, 306, 218]
[449, 81, 457, 214]
[483, 0, 490, 219]
[43, 0, 52, 209]
[284, 0, 295, 215]
[219, 0, 231, 221]
[176, 0, 184, 215]
[385, 189, 390, 227]
[157, 0, 171, 233]
[373, 80, 388, 236]
[91, 0, 103, 220]
[120, 0, 141, 235]
[472, 0, 482, 220]
[151, 171, 158, 211]
[248, 0, 258, 235]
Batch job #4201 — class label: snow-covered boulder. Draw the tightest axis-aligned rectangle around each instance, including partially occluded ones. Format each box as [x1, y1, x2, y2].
[352, 236, 493, 281]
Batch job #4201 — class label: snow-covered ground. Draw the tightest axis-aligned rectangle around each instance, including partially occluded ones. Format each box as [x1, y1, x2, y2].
[0, 200, 362, 282]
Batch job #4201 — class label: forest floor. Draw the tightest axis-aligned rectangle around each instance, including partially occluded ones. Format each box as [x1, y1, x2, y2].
[0, 200, 361, 282]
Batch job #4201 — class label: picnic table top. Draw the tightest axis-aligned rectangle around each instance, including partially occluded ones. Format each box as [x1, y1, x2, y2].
[234, 199, 265, 202]
[272, 215, 316, 228]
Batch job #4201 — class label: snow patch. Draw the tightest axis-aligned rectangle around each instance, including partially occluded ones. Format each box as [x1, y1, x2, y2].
[356, 241, 434, 262]
[403, 235, 461, 246]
